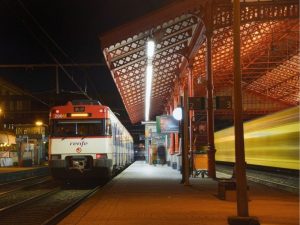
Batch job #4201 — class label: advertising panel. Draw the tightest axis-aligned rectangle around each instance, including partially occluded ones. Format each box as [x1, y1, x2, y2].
[156, 115, 179, 134]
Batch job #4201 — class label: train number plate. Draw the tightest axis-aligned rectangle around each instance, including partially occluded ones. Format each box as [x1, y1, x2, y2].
[74, 106, 85, 112]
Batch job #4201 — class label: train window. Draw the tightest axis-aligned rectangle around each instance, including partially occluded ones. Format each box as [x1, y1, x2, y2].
[112, 124, 117, 144]
[50, 119, 112, 137]
[105, 119, 112, 136]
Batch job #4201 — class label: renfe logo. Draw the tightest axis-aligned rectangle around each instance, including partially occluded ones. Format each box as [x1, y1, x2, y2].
[76, 147, 82, 153]
[69, 141, 88, 147]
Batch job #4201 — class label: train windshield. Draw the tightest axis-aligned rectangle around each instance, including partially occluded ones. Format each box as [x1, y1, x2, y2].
[50, 119, 112, 137]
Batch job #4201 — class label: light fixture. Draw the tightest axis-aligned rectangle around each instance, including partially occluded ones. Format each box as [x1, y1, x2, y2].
[145, 39, 155, 121]
[145, 64, 153, 121]
[147, 40, 155, 59]
[35, 121, 43, 126]
[71, 113, 89, 117]
[172, 107, 183, 121]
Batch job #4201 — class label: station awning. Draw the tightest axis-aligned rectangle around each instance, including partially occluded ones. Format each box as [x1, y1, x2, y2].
[100, 0, 299, 124]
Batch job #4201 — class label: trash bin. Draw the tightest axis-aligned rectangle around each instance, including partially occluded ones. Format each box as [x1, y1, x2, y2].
[193, 148, 208, 178]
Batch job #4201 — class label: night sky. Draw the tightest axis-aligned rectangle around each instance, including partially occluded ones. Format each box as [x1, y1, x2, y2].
[0, 0, 176, 141]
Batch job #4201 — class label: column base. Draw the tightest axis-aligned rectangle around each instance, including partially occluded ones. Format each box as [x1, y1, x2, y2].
[207, 145, 216, 178]
[228, 216, 260, 225]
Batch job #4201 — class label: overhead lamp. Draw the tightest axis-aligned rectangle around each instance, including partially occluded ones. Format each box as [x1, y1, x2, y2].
[145, 65, 153, 121]
[71, 113, 89, 117]
[35, 121, 43, 126]
[145, 39, 155, 121]
[172, 107, 183, 121]
[147, 40, 155, 59]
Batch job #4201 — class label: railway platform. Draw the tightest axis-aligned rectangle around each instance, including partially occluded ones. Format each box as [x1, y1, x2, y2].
[0, 165, 49, 184]
[58, 161, 299, 225]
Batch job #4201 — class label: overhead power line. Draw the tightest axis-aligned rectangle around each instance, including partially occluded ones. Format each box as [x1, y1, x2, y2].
[4, 0, 105, 103]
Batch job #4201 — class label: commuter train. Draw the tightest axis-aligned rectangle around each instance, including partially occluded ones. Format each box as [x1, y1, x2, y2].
[48, 100, 134, 180]
[215, 106, 299, 170]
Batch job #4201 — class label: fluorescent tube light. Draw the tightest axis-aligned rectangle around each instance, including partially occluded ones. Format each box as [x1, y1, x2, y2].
[145, 39, 155, 121]
[147, 40, 155, 58]
[145, 64, 153, 121]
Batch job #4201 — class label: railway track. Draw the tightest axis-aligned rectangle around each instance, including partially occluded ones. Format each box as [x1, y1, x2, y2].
[0, 179, 101, 225]
[216, 164, 299, 194]
[0, 175, 51, 196]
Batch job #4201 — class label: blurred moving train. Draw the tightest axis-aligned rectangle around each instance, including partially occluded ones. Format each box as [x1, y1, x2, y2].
[48, 100, 134, 180]
[215, 106, 299, 170]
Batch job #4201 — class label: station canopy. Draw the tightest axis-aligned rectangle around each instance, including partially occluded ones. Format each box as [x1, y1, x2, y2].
[100, 0, 299, 124]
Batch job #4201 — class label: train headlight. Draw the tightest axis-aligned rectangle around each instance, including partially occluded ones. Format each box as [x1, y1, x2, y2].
[96, 153, 107, 159]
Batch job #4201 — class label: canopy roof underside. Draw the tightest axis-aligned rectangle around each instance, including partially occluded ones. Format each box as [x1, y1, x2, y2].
[101, 0, 299, 124]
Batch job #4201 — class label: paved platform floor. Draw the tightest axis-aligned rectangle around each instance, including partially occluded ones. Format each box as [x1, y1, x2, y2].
[59, 161, 299, 225]
[0, 166, 41, 173]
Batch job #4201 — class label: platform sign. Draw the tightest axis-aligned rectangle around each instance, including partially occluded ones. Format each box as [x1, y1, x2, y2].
[188, 96, 232, 110]
[215, 96, 232, 109]
[188, 97, 206, 110]
[156, 115, 179, 133]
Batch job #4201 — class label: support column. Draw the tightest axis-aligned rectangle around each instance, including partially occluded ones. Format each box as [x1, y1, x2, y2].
[187, 64, 194, 174]
[205, 30, 216, 179]
[228, 1, 260, 224]
[183, 85, 190, 186]
[169, 104, 175, 155]
[233, 0, 248, 216]
[179, 95, 185, 183]
[173, 95, 179, 154]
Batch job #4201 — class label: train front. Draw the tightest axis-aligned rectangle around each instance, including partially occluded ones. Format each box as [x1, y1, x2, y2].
[48, 101, 113, 180]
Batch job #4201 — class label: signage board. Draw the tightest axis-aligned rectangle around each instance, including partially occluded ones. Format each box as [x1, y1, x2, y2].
[215, 96, 232, 109]
[188, 97, 206, 110]
[156, 115, 179, 133]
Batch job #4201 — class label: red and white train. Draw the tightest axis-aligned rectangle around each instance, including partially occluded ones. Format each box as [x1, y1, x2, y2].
[48, 100, 134, 180]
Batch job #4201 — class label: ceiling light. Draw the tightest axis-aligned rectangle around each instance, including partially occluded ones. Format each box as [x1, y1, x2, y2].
[145, 39, 155, 121]
[172, 107, 182, 121]
[145, 65, 153, 121]
[147, 40, 155, 58]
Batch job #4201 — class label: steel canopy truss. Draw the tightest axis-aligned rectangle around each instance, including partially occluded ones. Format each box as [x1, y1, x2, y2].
[193, 19, 299, 105]
[103, 13, 201, 123]
[101, 0, 299, 124]
[247, 55, 299, 104]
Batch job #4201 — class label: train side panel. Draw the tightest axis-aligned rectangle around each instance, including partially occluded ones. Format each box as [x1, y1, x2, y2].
[215, 106, 299, 170]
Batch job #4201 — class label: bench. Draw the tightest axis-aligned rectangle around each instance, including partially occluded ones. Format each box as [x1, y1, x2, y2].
[218, 179, 249, 201]
[218, 179, 236, 200]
